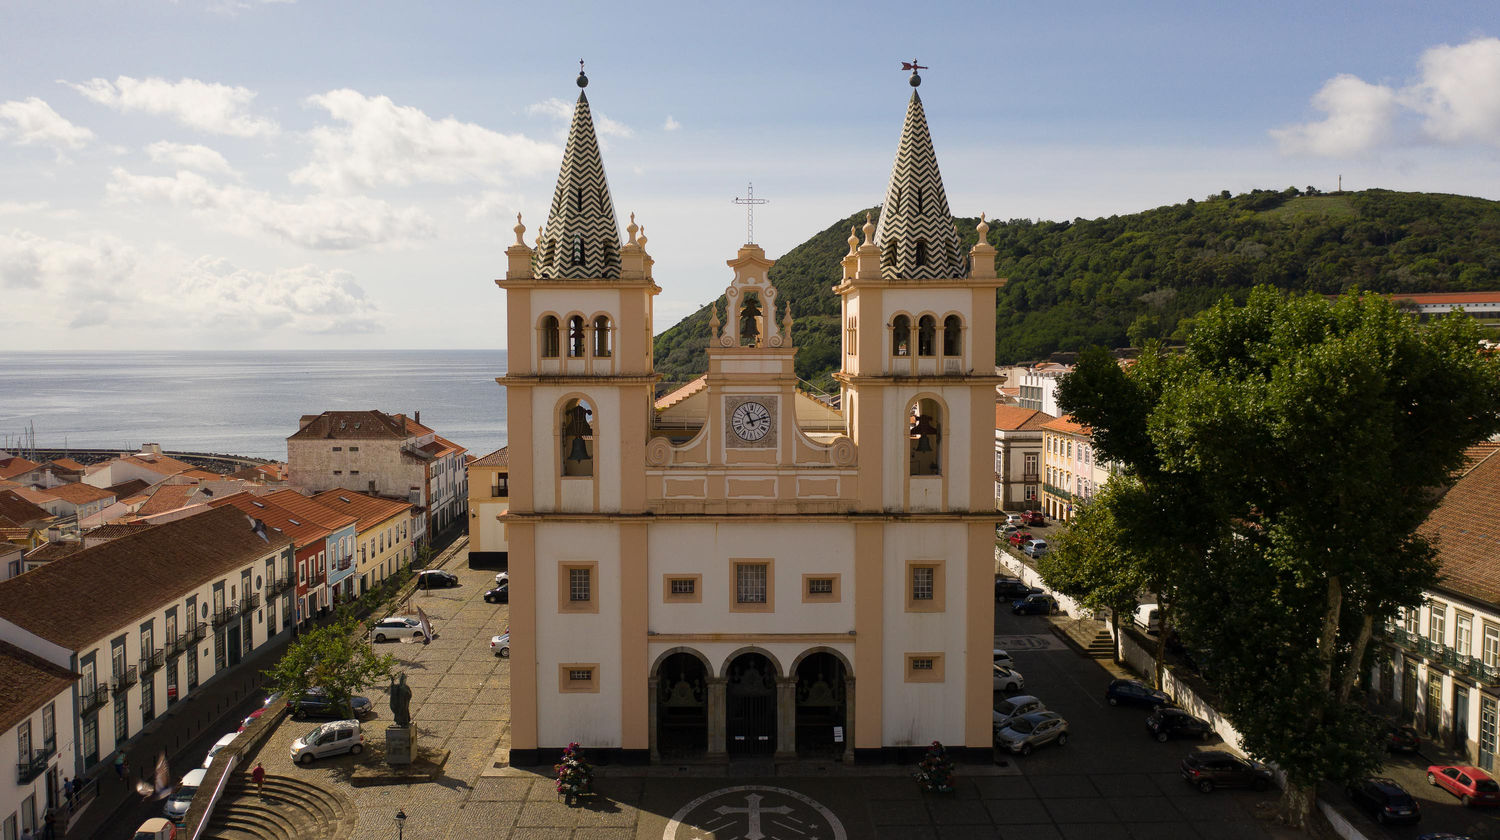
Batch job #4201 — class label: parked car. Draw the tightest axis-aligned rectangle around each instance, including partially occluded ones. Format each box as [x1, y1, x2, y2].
[1133, 603, 1161, 634]
[1023, 539, 1049, 557]
[201, 731, 239, 768]
[291, 688, 373, 720]
[290, 719, 364, 765]
[163, 768, 207, 823]
[417, 569, 459, 588]
[370, 616, 425, 643]
[484, 583, 509, 604]
[994, 578, 1039, 601]
[1145, 708, 1215, 742]
[995, 710, 1069, 755]
[993, 664, 1025, 693]
[1180, 750, 1272, 793]
[1426, 765, 1500, 807]
[1347, 777, 1421, 825]
[491, 631, 510, 658]
[495, 571, 509, 586]
[236, 707, 266, 732]
[1007, 530, 1033, 547]
[992, 649, 1014, 668]
[1021, 510, 1046, 527]
[133, 818, 178, 840]
[1012, 593, 1056, 615]
[998, 523, 1023, 535]
[993, 694, 1045, 731]
[1105, 678, 1170, 708]
[1384, 722, 1421, 752]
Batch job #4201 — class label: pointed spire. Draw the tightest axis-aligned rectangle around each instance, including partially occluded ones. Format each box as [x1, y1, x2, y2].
[533, 70, 622, 280]
[873, 88, 961, 279]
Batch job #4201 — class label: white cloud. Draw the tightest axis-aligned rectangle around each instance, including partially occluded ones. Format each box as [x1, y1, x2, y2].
[663, 115, 681, 131]
[0, 201, 50, 216]
[145, 141, 238, 178]
[66, 76, 277, 137]
[0, 97, 94, 148]
[527, 96, 634, 138]
[1404, 36, 1500, 145]
[0, 228, 384, 335]
[1270, 74, 1399, 156]
[1273, 37, 1500, 156]
[294, 89, 558, 192]
[463, 190, 523, 222]
[107, 168, 434, 250]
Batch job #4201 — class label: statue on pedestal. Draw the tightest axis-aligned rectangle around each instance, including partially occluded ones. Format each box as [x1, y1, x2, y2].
[390, 673, 413, 728]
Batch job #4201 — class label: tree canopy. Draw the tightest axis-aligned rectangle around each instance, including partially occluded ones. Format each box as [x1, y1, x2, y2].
[264, 614, 397, 718]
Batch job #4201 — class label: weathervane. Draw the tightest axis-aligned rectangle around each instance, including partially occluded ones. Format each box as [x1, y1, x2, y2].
[732, 182, 769, 245]
[901, 59, 928, 87]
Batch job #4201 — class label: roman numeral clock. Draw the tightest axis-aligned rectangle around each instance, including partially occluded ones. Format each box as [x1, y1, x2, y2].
[725, 396, 778, 448]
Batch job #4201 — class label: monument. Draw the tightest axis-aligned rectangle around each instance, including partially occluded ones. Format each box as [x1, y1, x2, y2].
[386, 673, 417, 765]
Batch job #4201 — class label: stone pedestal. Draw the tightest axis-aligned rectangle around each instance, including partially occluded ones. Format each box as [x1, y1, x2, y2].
[386, 724, 416, 766]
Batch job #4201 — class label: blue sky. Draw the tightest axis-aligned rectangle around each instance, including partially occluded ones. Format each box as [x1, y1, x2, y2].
[3, 0, 1498, 350]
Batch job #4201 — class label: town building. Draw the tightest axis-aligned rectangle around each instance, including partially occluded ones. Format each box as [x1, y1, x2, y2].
[23, 484, 116, 523]
[307, 490, 416, 595]
[1374, 446, 1500, 771]
[0, 456, 41, 485]
[499, 70, 1001, 765]
[466, 447, 510, 566]
[207, 492, 331, 630]
[262, 490, 358, 607]
[1013, 363, 1070, 416]
[0, 506, 292, 782]
[0, 641, 77, 838]
[1038, 414, 1112, 522]
[80, 446, 196, 490]
[994, 405, 1052, 511]
[285, 410, 468, 539]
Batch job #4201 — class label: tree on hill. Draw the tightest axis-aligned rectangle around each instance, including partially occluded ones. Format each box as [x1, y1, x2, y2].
[1057, 287, 1500, 827]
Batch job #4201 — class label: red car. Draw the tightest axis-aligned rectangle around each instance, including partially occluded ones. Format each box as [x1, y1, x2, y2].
[1021, 510, 1046, 526]
[1427, 764, 1500, 806]
[236, 707, 265, 733]
[1008, 531, 1033, 547]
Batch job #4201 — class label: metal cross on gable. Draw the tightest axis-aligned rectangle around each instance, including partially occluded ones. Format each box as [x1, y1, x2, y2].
[732, 182, 769, 245]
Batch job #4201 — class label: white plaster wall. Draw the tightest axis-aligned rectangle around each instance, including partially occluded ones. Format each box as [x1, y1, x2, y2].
[880, 522, 973, 746]
[530, 386, 622, 513]
[649, 641, 855, 682]
[0, 686, 76, 834]
[475, 499, 509, 553]
[647, 522, 856, 636]
[882, 386, 974, 510]
[534, 522, 624, 747]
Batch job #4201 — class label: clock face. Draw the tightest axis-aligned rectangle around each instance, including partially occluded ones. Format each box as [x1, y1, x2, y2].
[730, 401, 773, 442]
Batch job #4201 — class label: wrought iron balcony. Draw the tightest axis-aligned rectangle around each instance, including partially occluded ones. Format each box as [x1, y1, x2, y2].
[212, 604, 241, 628]
[1021, 472, 1040, 483]
[16, 738, 56, 784]
[110, 665, 138, 694]
[188, 623, 207, 643]
[140, 648, 165, 675]
[79, 685, 109, 715]
[1041, 482, 1075, 502]
[1384, 628, 1500, 685]
[241, 592, 260, 612]
[267, 575, 293, 596]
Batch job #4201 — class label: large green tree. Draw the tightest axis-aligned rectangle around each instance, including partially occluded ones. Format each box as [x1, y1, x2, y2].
[265, 614, 398, 719]
[1058, 287, 1500, 827]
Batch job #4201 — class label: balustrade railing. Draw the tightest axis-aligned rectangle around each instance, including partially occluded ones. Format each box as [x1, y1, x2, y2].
[16, 738, 56, 784]
[110, 665, 138, 694]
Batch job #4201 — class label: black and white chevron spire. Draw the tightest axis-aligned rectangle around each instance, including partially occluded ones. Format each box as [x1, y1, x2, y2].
[873, 90, 962, 279]
[534, 90, 622, 279]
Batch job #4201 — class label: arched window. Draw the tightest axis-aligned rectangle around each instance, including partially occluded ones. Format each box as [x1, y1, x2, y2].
[908, 399, 942, 476]
[915, 239, 928, 268]
[942, 314, 962, 356]
[567, 316, 586, 358]
[891, 315, 911, 357]
[592, 315, 612, 357]
[573, 186, 584, 212]
[540, 315, 561, 358]
[571, 235, 585, 267]
[560, 399, 594, 477]
[739, 292, 763, 347]
[917, 315, 937, 356]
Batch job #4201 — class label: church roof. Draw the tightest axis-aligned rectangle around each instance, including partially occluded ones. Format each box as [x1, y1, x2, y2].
[873, 88, 963, 280]
[533, 75, 621, 280]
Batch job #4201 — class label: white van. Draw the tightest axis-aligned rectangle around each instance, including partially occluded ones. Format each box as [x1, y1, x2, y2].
[290, 719, 364, 765]
[163, 768, 207, 823]
[1134, 603, 1161, 634]
[201, 731, 239, 768]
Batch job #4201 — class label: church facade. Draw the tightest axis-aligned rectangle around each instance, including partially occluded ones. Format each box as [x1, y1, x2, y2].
[498, 68, 1003, 765]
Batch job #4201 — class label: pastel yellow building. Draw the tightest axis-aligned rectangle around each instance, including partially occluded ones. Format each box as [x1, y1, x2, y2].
[498, 68, 1001, 765]
[307, 490, 415, 595]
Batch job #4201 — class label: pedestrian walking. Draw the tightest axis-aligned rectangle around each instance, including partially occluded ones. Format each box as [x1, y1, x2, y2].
[19, 827, 31, 840]
[112, 753, 125, 779]
[41, 808, 54, 840]
[251, 762, 265, 796]
[62, 777, 73, 810]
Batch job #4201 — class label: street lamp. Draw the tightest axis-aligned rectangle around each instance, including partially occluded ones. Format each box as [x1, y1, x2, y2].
[395, 809, 406, 840]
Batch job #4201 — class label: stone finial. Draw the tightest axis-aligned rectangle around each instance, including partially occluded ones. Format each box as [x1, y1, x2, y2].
[626, 211, 639, 245]
[708, 302, 720, 337]
[535, 224, 545, 250]
[847, 226, 859, 255]
[977, 212, 990, 242]
[782, 301, 793, 337]
[513, 213, 526, 246]
[862, 212, 876, 246]
[638, 224, 648, 248]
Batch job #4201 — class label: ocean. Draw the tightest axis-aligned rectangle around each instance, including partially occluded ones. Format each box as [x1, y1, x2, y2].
[0, 350, 509, 461]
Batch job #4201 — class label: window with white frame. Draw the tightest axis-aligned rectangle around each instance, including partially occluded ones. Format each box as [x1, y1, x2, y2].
[1485, 624, 1500, 668]
[1429, 602, 1448, 645]
[1458, 613, 1474, 657]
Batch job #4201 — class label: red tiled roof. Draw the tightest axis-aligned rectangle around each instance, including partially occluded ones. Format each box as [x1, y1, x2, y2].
[207, 492, 328, 545]
[116, 453, 195, 476]
[134, 485, 198, 518]
[288, 410, 410, 441]
[263, 490, 357, 531]
[0, 457, 40, 481]
[48, 458, 86, 472]
[0, 491, 52, 528]
[106, 479, 152, 499]
[656, 377, 707, 411]
[1040, 414, 1091, 435]
[85, 523, 154, 541]
[1425, 450, 1500, 606]
[307, 490, 412, 532]
[39, 483, 114, 506]
[995, 405, 1054, 432]
[21, 541, 81, 563]
[0, 506, 292, 650]
[470, 447, 509, 468]
[8, 488, 51, 507]
[0, 641, 77, 734]
[1391, 292, 1500, 305]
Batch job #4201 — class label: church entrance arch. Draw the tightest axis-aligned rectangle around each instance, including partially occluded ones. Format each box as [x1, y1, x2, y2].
[724, 652, 778, 755]
[654, 651, 709, 758]
[793, 651, 848, 758]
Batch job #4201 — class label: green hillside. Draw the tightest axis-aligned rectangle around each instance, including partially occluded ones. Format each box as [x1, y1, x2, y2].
[652, 188, 1500, 390]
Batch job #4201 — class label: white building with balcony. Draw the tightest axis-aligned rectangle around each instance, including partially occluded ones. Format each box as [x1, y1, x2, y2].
[0, 642, 76, 839]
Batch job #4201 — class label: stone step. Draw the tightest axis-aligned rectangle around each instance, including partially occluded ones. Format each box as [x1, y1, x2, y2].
[225, 778, 341, 824]
[218, 774, 353, 840]
[207, 813, 297, 840]
[208, 799, 303, 838]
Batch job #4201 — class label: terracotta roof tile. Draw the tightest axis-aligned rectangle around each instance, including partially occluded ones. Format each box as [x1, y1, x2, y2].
[20, 541, 82, 563]
[85, 522, 154, 541]
[995, 405, 1054, 432]
[0, 457, 40, 481]
[0, 506, 291, 650]
[48, 458, 86, 472]
[0, 640, 77, 734]
[0, 491, 52, 528]
[1040, 414, 1091, 435]
[207, 493, 328, 545]
[470, 447, 510, 468]
[39, 483, 114, 506]
[307, 490, 412, 532]
[1425, 450, 1500, 606]
[134, 485, 198, 518]
[287, 411, 410, 441]
[262, 490, 357, 531]
[106, 479, 152, 499]
[655, 377, 708, 410]
[117, 453, 195, 476]
[1390, 291, 1500, 305]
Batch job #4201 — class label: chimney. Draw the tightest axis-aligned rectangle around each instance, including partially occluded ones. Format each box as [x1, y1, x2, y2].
[141, 443, 162, 456]
[414, 410, 421, 425]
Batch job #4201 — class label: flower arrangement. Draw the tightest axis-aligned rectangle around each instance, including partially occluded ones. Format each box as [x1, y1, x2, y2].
[554, 742, 594, 802]
[914, 740, 955, 793]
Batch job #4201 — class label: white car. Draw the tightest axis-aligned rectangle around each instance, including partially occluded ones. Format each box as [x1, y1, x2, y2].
[495, 571, 509, 586]
[201, 731, 239, 769]
[993, 664, 1025, 692]
[993, 649, 1014, 669]
[290, 720, 364, 765]
[163, 768, 206, 822]
[370, 617, 425, 643]
[491, 631, 510, 658]
[1023, 538, 1049, 557]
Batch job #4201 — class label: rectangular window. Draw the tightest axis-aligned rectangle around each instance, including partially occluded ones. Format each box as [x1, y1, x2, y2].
[1458, 613, 1474, 657]
[1024, 486, 1037, 501]
[558, 663, 600, 693]
[802, 574, 840, 603]
[905, 560, 945, 612]
[905, 652, 945, 683]
[569, 568, 590, 602]
[1404, 608, 1420, 636]
[1485, 625, 1500, 668]
[663, 575, 702, 603]
[1430, 602, 1448, 645]
[350, 446, 359, 452]
[81, 716, 98, 767]
[333, 470, 342, 475]
[351, 470, 360, 475]
[808, 578, 833, 595]
[332, 446, 342, 452]
[557, 562, 598, 613]
[730, 561, 775, 613]
[41, 704, 53, 747]
[17, 720, 31, 765]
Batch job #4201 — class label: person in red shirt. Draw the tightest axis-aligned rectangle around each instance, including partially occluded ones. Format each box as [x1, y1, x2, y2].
[251, 763, 266, 796]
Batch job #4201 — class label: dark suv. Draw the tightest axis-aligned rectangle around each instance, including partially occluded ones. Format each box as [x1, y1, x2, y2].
[1146, 708, 1215, 742]
[994, 578, 1040, 601]
[1346, 777, 1421, 825]
[1105, 678, 1170, 709]
[1180, 751, 1272, 793]
[291, 689, 374, 720]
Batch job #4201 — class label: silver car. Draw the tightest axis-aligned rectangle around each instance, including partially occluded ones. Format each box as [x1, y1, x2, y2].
[992, 694, 1045, 732]
[996, 710, 1070, 755]
[993, 664, 1024, 693]
[290, 719, 364, 765]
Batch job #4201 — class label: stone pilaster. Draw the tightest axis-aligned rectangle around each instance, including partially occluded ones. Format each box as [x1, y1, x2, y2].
[647, 677, 660, 763]
[706, 678, 727, 760]
[843, 676, 856, 764]
[775, 677, 797, 760]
